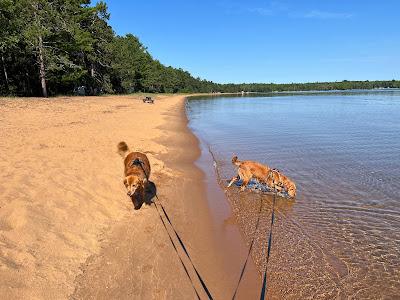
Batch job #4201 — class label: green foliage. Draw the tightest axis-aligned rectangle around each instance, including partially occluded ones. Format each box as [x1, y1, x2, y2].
[0, 1, 399, 96]
[212, 80, 400, 93]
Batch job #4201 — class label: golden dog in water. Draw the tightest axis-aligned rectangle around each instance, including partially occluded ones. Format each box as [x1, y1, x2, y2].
[227, 155, 297, 198]
[227, 156, 271, 191]
[117, 141, 151, 207]
[266, 169, 297, 198]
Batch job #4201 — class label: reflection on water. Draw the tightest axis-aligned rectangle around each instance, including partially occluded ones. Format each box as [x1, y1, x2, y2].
[187, 90, 400, 299]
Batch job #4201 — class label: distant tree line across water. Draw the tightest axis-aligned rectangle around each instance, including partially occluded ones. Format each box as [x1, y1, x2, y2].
[1, 0, 399, 97]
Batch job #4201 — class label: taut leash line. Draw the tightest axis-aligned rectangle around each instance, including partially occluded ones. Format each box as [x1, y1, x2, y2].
[260, 192, 277, 300]
[154, 203, 201, 300]
[132, 158, 214, 300]
[232, 195, 264, 299]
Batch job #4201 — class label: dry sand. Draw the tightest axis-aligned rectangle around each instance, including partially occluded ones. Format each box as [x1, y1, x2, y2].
[0, 95, 221, 299]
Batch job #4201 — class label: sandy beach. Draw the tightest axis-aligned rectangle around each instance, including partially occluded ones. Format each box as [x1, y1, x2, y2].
[2, 1, 397, 299]
[0, 95, 238, 299]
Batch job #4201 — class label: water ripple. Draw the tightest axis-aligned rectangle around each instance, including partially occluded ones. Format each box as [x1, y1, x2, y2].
[187, 91, 400, 298]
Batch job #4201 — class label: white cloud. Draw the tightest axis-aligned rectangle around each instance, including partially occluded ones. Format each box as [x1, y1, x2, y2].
[301, 10, 354, 19]
[247, 7, 273, 16]
[220, 2, 354, 20]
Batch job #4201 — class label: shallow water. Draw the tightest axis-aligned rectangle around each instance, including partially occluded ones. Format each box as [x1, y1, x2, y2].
[187, 90, 400, 299]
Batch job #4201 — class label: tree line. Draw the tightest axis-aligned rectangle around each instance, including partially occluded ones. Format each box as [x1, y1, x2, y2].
[213, 80, 400, 94]
[0, 0, 399, 97]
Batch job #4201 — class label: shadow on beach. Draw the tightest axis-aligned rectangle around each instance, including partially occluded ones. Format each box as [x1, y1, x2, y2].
[130, 181, 157, 210]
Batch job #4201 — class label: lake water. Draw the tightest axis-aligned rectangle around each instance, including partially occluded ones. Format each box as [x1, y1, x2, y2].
[186, 90, 400, 299]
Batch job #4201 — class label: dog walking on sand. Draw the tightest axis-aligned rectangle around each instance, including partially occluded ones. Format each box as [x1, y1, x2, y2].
[118, 141, 151, 208]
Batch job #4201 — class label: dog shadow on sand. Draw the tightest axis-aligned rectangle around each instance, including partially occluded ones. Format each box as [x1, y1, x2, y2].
[129, 181, 157, 210]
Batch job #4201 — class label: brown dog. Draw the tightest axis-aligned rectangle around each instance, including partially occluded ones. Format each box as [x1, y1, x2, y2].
[266, 169, 297, 198]
[227, 156, 271, 191]
[118, 141, 151, 207]
[227, 155, 297, 198]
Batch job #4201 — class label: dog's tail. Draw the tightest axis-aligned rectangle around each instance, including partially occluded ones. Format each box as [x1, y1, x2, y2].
[232, 155, 242, 166]
[117, 141, 130, 158]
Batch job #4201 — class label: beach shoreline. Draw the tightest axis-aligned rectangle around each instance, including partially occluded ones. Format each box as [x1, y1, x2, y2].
[0, 95, 218, 299]
[0, 94, 261, 299]
[73, 95, 249, 299]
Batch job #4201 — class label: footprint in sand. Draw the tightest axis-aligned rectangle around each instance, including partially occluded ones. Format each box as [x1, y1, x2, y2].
[0, 205, 27, 231]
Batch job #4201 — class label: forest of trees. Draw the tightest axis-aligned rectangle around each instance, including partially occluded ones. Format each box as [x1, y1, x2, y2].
[0, 0, 399, 97]
[213, 80, 400, 94]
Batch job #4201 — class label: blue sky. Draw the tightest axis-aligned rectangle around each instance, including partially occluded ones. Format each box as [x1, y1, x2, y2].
[103, 0, 399, 84]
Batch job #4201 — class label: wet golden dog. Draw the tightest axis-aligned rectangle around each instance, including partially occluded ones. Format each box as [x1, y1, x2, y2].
[118, 141, 151, 206]
[227, 156, 271, 191]
[266, 169, 297, 198]
[227, 155, 297, 198]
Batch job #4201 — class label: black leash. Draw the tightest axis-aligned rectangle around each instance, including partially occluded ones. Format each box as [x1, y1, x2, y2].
[154, 202, 201, 299]
[132, 157, 278, 299]
[231, 195, 264, 300]
[260, 192, 277, 300]
[131, 158, 214, 300]
[156, 202, 214, 300]
[208, 149, 279, 299]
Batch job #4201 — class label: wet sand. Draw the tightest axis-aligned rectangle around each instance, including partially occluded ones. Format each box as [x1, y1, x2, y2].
[0, 95, 259, 299]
